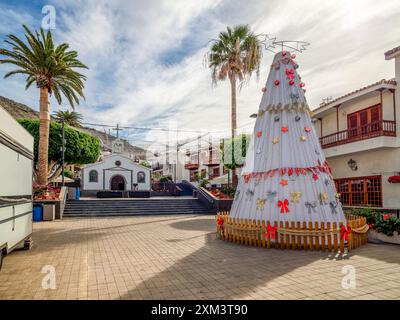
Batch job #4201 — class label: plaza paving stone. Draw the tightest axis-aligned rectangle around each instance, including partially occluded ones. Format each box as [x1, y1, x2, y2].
[0, 215, 399, 300]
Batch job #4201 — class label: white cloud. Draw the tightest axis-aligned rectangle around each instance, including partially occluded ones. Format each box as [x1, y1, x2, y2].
[1, 0, 400, 147]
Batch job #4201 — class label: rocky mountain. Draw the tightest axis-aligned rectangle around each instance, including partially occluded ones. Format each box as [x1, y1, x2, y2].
[0, 95, 147, 159]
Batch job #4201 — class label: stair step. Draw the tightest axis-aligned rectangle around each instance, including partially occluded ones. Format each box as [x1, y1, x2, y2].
[63, 198, 213, 216]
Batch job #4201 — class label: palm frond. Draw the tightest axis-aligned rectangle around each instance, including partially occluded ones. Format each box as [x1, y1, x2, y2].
[207, 24, 261, 88]
[0, 24, 88, 107]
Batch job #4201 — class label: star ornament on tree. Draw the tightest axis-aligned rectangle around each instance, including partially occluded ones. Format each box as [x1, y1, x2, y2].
[290, 191, 302, 203]
[261, 34, 277, 52]
[256, 198, 266, 210]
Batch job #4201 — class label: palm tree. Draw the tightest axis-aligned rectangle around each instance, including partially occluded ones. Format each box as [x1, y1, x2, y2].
[53, 110, 83, 128]
[0, 25, 87, 185]
[208, 24, 261, 185]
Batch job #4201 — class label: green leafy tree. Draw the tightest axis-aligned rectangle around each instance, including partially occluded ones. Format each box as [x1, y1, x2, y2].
[139, 161, 151, 168]
[18, 119, 100, 181]
[53, 110, 83, 128]
[0, 25, 88, 185]
[221, 134, 250, 170]
[208, 25, 261, 185]
[194, 171, 209, 188]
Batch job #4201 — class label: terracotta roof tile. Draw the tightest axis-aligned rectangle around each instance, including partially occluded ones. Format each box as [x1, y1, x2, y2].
[314, 78, 396, 112]
[385, 45, 400, 59]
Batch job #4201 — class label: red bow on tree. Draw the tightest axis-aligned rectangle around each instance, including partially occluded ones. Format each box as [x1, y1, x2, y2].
[278, 199, 290, 213]
[340, 225, 351, 241]
[285, 68, 295, 80]
[266, 223, 277, 239]
[216, 217, 224, 227]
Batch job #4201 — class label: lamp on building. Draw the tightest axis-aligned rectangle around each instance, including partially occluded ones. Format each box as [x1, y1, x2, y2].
[347, 159, 358, 171]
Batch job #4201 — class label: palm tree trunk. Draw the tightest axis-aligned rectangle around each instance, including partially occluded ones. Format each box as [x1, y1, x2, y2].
[230, 75, 237, 138]
[37, 87, 50, 186]
[230, 75, 238, 188]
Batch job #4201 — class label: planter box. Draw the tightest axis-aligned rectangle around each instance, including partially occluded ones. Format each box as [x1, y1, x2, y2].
[369, 230, 400, 245]
[200, 188, 233, 212]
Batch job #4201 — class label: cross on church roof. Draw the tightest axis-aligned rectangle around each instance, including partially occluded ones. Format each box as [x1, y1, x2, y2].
[112, 124, 123, 138]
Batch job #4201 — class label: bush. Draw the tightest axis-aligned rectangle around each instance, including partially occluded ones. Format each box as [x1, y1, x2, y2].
[351, 207, 376, 224]
[352, 208, 400, 236]
[374, 214, 400, 236]
[221, 186, 236, 198]
[140, 161, 151, 168]
[18, 119, 100, 165]
[63, 169, 74, 179]
[159, 176, 172, 182]
[194, 171, 208, 188]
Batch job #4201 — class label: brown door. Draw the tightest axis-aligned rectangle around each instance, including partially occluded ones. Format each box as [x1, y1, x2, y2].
[359, 110, 368, 135]
[370, 106, 381, 132]
[348, 114, 358, 138]
[111, 175, 125, 190]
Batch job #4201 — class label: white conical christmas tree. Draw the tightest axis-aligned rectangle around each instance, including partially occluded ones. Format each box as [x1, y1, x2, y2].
[230, 50, 346, 225]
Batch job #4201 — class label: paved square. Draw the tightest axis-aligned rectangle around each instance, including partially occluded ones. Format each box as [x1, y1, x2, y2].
[0, 215, 399, 300]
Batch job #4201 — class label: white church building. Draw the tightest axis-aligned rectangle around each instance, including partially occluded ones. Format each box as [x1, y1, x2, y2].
[81, 139, 151, 192]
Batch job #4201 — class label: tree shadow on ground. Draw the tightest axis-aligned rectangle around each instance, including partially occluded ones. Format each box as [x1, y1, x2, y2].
[30, 215, 204, 250]
[169, 218, 216, 232]
[119, 217, 348, 300]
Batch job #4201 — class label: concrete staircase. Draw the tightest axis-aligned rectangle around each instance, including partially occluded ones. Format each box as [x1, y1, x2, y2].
[63, 198, 212, 217]
[176, 183, 195, 196]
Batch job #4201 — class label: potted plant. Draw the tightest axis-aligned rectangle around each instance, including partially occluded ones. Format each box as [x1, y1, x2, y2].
[388, 175, 400, 184]
[352, 208, 400, 244]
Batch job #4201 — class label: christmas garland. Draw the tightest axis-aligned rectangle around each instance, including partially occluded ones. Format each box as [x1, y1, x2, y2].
[261, 102, 310, 113]
[243, 161, 332, 183]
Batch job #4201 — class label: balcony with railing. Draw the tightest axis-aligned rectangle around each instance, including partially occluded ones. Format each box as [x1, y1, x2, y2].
[204, 153, 220, 166]
[319, 120, 396, 149]
[184, 156, 199, 169]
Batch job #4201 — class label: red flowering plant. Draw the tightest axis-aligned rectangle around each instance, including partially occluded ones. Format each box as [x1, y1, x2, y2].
[33, 183, 61, 201]
[388, 175, 400, 184]
[374, 214, 400, 236]
[352, 208, 400, 236]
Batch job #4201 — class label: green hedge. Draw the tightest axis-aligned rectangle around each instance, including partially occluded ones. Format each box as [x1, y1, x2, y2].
[18, 119, 100, 165]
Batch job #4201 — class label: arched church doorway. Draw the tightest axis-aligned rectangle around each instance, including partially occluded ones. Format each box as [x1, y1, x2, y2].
[110, 175, 125, 191]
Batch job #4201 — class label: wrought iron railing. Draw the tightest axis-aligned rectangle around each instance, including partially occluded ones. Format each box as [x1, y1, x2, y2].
[319, 120, 396, 148]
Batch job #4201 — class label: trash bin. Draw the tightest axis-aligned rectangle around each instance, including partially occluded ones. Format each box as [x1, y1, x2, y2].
[43, 204, 55, 221]
[76, 187, 80, 200]
[68, 187, 76, 200]
[192, 190, 198, 198]
[33, 204, 43, 222]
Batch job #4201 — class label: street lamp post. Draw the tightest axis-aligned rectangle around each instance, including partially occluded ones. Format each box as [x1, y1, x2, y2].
[61, 119, 65, 186]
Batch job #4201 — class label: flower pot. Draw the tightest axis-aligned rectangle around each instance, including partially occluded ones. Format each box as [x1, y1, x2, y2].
[369, 230, 400, 245]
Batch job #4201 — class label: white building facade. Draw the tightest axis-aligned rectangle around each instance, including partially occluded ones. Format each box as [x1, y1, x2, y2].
[82, 154, 151, 191]
[312, 45, 400, 210]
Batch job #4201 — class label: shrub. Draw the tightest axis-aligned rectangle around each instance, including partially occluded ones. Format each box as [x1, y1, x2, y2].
[159, 176, 172, 182]
[352, 208, 400, 236]
[18, 119, 100, 165]
[221, 186, 236, 198]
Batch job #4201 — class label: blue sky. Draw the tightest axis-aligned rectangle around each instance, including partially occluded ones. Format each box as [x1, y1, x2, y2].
[0, 0, 400, 149]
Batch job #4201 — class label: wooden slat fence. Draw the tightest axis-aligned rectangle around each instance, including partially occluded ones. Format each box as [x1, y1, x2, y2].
[216, 212, 368, 252]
